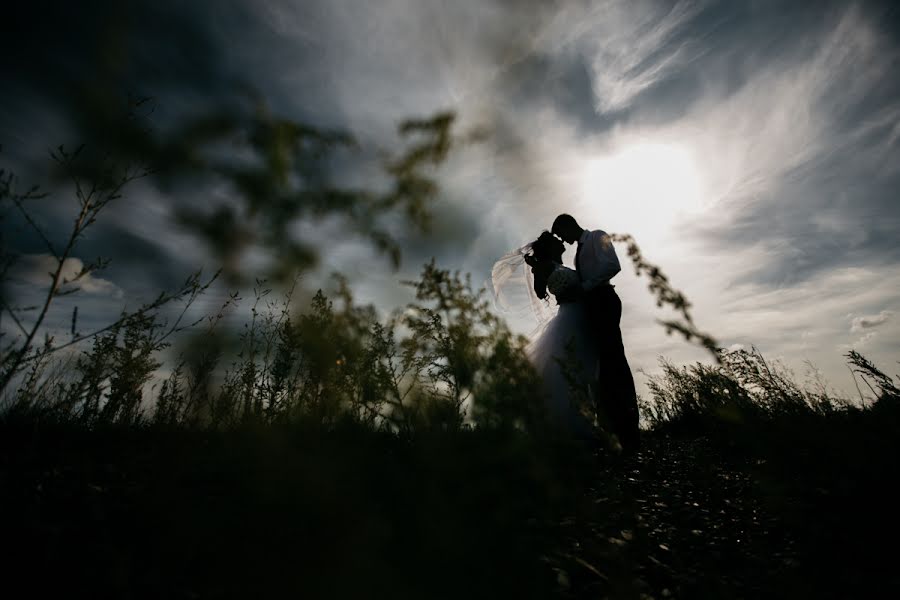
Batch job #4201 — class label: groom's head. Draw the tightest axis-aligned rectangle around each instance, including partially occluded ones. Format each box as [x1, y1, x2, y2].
[551, 213, 583, 244]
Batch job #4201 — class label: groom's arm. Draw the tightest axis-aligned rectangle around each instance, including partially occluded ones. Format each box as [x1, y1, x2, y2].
[581, 230, 621, 291]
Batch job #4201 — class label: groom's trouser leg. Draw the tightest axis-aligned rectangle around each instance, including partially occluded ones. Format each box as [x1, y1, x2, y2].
[587, 287, 640, 452]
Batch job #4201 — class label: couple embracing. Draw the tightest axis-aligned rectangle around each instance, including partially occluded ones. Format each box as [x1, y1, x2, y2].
[519, 214, 640, 454]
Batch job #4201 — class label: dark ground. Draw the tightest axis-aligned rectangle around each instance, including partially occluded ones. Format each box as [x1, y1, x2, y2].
[2, 409, 898, 599]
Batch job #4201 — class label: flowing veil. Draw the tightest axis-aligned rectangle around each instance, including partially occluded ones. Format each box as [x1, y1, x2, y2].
[490, 243, 558, 334]
[490, 242, 595, 436]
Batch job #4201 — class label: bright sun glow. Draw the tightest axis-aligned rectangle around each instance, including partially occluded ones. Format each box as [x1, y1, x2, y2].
[578, 142, 705, 244]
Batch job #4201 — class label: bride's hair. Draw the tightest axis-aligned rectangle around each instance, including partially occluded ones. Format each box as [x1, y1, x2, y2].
[526, 231, 565, 300]
[530, 231, 565, 262]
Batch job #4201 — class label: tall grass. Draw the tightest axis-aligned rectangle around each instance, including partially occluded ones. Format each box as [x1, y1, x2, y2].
[642, 346, 898, 433]
[2, 261, 553, 437]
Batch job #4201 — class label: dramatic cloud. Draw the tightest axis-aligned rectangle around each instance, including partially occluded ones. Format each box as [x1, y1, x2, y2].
[2, 0, 899, 397]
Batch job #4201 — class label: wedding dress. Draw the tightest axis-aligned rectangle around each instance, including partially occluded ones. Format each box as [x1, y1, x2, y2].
[492, 247, 599, 435]
[525, 264, 598, 436]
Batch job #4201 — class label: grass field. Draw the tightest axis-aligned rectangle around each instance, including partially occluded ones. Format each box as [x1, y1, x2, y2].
[3, 353, 898, 599]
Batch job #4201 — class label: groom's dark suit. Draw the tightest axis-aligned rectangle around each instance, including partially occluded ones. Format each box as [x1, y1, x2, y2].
[575, 230, 640, 453]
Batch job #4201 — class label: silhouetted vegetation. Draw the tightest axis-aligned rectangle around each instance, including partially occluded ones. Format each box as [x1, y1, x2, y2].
[3, 113, 899, 598]
[3, 260, 898, 598]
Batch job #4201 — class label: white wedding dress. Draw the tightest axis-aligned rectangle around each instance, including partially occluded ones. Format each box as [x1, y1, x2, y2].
[526, 264, 598, 436]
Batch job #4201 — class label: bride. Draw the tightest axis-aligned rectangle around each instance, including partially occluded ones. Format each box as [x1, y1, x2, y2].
[494, 231, 598, 437]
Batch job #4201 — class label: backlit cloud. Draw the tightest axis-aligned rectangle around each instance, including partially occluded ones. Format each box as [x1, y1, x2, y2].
[1, 0, 898, 398]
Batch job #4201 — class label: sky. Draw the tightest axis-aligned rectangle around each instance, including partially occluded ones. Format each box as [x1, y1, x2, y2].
[2, 0, 899, 399]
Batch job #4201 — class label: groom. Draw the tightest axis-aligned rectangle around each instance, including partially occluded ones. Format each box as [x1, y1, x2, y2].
[552, 214, 640, 454]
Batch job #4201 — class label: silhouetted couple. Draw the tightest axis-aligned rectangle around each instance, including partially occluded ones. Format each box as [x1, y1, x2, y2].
[524, 214, 640, 454]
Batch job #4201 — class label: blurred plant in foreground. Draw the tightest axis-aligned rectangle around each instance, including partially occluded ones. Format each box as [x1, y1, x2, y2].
[1, 99, 477, 402]
[3, 257, 553, 433]
[610, 233, 719, 361]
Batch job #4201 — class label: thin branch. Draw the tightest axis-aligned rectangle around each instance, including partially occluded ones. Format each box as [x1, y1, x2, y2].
[0, 300, 29, 337]
[846, 364, 867, 405]
[0, 152, 148, 394]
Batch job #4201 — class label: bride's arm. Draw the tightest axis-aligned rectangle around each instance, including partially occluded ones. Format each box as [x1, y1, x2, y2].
[531, 261, 554, 300]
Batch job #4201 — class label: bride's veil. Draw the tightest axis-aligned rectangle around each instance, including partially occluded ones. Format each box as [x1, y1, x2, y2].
[490, 243, 558, 334]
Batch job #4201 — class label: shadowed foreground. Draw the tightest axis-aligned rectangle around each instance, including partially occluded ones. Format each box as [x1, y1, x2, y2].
[3, 395, 899, 599]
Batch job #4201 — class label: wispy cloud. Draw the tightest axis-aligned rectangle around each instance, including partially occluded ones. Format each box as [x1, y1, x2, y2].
[850, 310, 894, 332]
[851, 331, 879, 348]
[2, 0, 898, 399]
[577, 0, 707, 114]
